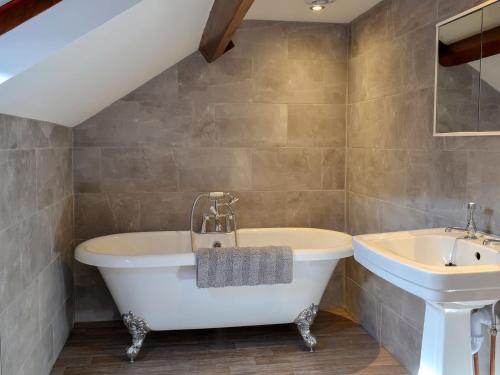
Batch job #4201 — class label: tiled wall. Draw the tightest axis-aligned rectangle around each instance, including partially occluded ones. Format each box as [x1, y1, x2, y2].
[0, 114, 73, 375]
[346, 0, 500, 373]
[73, 21, 349, 321]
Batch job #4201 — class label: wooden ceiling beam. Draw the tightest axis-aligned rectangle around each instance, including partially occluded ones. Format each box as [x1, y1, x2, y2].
[439, 26, 500, 67]
[199, 0, 254, 63]
[0, 0, 62, 36]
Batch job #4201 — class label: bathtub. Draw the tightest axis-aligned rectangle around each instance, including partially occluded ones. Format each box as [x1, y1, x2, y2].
[75, 227, 352, 361]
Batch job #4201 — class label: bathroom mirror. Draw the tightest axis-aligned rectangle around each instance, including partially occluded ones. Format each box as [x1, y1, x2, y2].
[434, 0, 500, 136]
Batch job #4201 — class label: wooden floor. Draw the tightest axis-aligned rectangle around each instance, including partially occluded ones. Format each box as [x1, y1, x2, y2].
[51, 311, 409, 375]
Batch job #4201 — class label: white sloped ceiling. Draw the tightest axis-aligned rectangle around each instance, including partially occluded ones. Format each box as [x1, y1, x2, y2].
[0, 0, 385, 127]
[0, 0, 214, 127]
[0, 0, 142, 84]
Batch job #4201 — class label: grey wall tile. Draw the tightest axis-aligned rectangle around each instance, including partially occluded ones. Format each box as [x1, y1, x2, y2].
[176, 148, 252, 191]
[344, 278, 380, 342]
[345, 256, 384, 297]
[400, 25, 436, 92]
[230, 21, 288, 60]
[18, 327, 54, 375]
[320, 268, 344, 309]
[254, 58, 346, 104]
[322, 148, 345, 190]
[73, 100, 144, 147]
[348, 193, 380, 236]
[0, 114, 20, 149]
[100, 146, 177, 192]
[405, 150, 467, 220]
[379, 202, 433, 233]
[51, 298, 74, 359]
[235, 191, 289, 228]
[178, 53, 255, 103]
[350, 1, 393, 59]
[138, 192, 196, 231]
[252, 148, 322, 191]
[49, 196, 74, 271]
[286, 190, 345, 231]
[392, 0, 437, 36]
[75, 193, 140, 240]
[0, 150, 36, 231]
[348, 97, 401, 149]
[25, 209, 53, 279]
[74, 262, 120, 322]
[208, 64, 255, 103]
[36, 148, 72, 210]
[123, 66, 178, 105]
[288, 104, 346, 147]
[38, 259, 66, 331]
[73, 147, 101, 193]
[18, 119, 72, 149]
[0, 114, 73, 375]
[0, 223, 30, 314]
[288, 23, 348, 61]
[215, 103, 287, 147]
[0, 283, 40, 375]
[467, 151, 500, 233]
[444, 135, 500, 152]
[399, 88, 445, 151]
[381, 306, 422, 375]
[350, 41, 404, 103]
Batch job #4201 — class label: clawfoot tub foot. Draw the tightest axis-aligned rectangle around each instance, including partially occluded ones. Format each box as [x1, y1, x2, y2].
[122, 311, 151, 363]
[294, 303, 319, 352]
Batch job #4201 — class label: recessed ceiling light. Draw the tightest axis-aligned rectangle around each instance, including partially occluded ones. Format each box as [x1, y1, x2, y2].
[305, 0, 335, 11]
[310, 5, 325, 11]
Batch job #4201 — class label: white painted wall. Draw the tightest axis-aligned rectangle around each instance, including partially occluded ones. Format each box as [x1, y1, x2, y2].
[0, 0, 141, 84]
[0, 0, 214, 126]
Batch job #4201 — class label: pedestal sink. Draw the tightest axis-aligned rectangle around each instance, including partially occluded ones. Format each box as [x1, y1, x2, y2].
[353, 228, 500, 375]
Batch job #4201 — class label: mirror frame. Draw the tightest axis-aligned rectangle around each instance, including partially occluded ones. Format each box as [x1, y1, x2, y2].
[434, 0, 500, 137]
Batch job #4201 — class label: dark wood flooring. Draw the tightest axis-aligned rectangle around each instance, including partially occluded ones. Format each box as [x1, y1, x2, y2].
[51, 310, 409, 375]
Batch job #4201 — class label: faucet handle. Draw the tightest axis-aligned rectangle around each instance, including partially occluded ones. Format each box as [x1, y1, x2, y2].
[467, 202, 476, 210]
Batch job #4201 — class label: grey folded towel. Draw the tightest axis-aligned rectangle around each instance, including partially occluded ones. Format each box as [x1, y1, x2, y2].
[196, 246, 293, 288]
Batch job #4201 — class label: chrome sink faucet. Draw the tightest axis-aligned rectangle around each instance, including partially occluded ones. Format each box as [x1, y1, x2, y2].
[445, 202, 478, 239]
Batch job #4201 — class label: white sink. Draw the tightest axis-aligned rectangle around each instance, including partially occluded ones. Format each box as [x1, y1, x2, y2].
[353, 228, 500, 375]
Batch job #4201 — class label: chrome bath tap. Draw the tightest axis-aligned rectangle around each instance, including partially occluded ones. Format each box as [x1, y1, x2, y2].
[191, 192, 239, 234]
[445, 202, 478, 239]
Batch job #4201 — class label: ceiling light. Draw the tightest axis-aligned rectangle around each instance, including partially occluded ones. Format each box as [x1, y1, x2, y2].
[305, 0, 335, 11]
[310, 5, 325, 11]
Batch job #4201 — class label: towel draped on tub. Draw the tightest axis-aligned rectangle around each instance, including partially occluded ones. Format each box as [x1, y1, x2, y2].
[196, 246, 293, 288]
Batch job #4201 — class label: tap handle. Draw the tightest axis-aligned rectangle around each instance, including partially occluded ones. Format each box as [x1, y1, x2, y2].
[468, 202, 476, 211]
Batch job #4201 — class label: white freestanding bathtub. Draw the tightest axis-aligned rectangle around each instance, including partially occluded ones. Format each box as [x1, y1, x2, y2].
[75, 228, 352, 361]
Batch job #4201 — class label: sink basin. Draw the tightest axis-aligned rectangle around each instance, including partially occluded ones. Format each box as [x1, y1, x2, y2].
[353, 228, 500, 303]
[353, 228, 500, 375]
